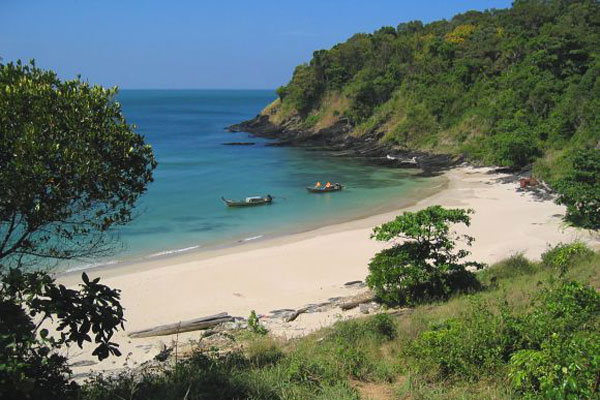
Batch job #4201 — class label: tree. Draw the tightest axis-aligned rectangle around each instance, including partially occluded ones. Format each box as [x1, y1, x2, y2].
[554, 149, 600, 229]
[280, 64, 323, 115]
[0, 61, 156, 399]
[0, 60, 157, 268]
[490, 130, 540, 169]
[366, 206, 483, 306]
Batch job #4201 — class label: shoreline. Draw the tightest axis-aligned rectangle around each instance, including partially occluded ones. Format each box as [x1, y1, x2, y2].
[61, 165, 599, 378]
[58, 172, 447, 281]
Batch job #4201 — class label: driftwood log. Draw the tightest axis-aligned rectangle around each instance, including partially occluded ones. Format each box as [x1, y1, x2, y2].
[129, 312, 234, 338]
[339, 292, 376, 311]
[285, 306, 311, 322]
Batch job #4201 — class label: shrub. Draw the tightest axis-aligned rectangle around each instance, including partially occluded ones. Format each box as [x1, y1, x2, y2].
[507, 281, 600, 398]
[515, 281, 600, 350]
[245, 338, 283, 368]
[368, 313, 398, 341]
[248, 310, 268, 335]
[509, 332, 600, 399]
[285, 353, 339, 387]
[334, 342, 372, 380]
[541, 242, 595, 277]
[303, 113, 320, 128]
[409, 299, 509, 379]
[480, 253, 537, 283]
[490, 131, 540, 169]
[330, 314, 398, 344]
[367, 206, 483, 306]
[409, 280, 600, 394]
[554, 149, 600, 230]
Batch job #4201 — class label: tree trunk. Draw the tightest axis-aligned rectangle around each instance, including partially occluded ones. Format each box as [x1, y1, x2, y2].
[128, 312, 233, 338]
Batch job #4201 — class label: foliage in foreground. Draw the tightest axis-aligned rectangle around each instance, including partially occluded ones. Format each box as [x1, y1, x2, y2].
[80, 315, 399, 400]
[80, 245, 600, 400]
[412, 281, 600, 399]
[0, 61, 156, 399]
[0, 270, 124, 400]
[367, 206, 483, 306]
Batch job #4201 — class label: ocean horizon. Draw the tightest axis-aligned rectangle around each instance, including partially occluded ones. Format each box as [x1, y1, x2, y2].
[64, 89, 438, 272]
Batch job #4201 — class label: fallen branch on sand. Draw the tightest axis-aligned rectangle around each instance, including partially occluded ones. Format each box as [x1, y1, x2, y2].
[339, 292, 376, 311]
[129, 312, 234, 338]
[285, 306, 312, 322]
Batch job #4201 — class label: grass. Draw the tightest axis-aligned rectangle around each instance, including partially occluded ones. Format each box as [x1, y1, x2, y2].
[79, 250, 600, 400]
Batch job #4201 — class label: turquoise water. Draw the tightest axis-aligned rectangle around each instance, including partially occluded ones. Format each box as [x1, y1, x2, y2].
[71, 90, 437, 269]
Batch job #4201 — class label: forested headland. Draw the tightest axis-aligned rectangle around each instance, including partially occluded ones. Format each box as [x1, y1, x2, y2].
[241, 0, 599, 182]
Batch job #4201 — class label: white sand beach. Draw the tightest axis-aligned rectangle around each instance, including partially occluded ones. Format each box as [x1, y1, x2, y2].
[60, 166, 599, 377]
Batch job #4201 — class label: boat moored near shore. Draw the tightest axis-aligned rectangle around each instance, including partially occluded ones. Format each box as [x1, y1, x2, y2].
[221, 195, 273, 207]
[306, 182, 344, 193]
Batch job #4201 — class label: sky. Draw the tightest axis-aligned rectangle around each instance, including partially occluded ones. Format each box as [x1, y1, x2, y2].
[1, 1, 512, 89]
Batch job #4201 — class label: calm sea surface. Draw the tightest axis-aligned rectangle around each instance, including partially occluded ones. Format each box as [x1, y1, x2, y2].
[69, 90, 438, 270]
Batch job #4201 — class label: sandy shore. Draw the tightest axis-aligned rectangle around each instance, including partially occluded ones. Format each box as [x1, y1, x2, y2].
[60, 166, 598, 377]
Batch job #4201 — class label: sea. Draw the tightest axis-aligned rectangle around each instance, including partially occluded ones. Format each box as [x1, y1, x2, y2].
[66, 90, 440, 272]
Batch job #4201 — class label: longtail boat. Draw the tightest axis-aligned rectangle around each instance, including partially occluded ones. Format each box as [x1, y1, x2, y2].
[306, 183, 344, 193]
[221, 195, 272, 207]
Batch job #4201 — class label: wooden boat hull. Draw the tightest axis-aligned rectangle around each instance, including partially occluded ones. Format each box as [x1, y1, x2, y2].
[221, 196, 272, 207]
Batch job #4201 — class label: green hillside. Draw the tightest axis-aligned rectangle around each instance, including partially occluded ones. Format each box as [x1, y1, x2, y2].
[265, 0, 600, 181]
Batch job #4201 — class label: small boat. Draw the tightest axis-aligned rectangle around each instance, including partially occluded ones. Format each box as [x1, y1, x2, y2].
[221, 195, 273, 207]
[386, 155, 418, 166]
[306, 183, 344, 193]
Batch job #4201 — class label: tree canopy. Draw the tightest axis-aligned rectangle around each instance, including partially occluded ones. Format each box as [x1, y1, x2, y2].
[0, 61, 157, 267]
[367, 206, 483, 306]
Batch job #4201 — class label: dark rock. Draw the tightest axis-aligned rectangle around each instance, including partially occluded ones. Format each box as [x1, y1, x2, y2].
[227, 115, 460, 175]
[154, 346, 172, 362]
[222, 142, 256, 146]
[344, 280, 364, 288]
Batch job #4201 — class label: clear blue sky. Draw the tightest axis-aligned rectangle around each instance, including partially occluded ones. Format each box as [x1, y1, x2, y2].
[1, 0, 512, 89]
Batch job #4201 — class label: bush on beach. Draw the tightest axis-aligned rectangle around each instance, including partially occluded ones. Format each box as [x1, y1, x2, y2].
[366, 206, 484, 306]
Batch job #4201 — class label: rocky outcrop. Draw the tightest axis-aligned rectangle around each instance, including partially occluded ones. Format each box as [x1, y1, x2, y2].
[228, 114, 462, 175]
